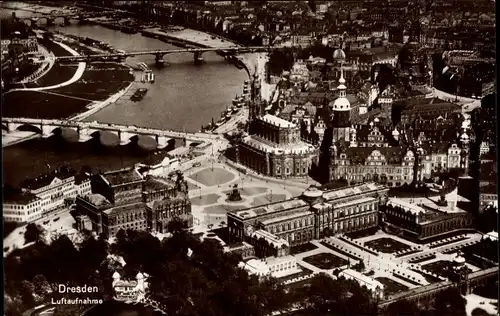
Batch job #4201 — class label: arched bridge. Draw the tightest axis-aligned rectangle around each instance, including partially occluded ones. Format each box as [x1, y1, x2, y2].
[2, 118, 220, 149]
[378, 266, 498, 309]
[20, 11, 115, 26]
[55, 46, 277, 65]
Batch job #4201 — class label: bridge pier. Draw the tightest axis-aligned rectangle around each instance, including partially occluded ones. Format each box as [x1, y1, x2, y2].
[194, 52, 204, 65]
[156, 135, 170, 149]
[119, 131, 131, 146]
[46, 18, 55, 27]
[155, 54, 165, 67]
[6, 122, 16, 133]
[41, 125, 54, 138]
[77, 127, 91, 143]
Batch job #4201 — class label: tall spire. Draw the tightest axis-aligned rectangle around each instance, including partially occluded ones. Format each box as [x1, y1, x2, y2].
[337, 62, 347, 98]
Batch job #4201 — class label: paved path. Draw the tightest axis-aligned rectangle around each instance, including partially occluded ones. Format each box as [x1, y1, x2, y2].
[5, 42, 86, 93]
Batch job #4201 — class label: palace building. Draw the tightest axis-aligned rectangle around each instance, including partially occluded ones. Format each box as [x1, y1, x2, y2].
[3, 166, 92, 223]
[235, 73, 317, 178]
[227, 182, 389, 247]
[75, 168, 192, 237]
[380, 198, 474, 241]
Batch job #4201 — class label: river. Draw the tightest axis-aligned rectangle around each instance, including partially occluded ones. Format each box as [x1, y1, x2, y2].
[2, 6, 249, 186]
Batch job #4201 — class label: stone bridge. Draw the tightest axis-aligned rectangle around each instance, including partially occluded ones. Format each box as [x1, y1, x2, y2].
[378, 266, 498, 309]
[20, 11, 114, 26]
[2, 118, 220, 149]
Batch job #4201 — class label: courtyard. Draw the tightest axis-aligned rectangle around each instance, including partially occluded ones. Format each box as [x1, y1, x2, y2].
[302, 252, 349, 270]
[190, 193, 221, 206]
[365, 237, 412, 254]
[188, 167, 235, 187]
[422, 260, 463, 279]
[184, 162, 305, 233]
[375, 277, 409, 296]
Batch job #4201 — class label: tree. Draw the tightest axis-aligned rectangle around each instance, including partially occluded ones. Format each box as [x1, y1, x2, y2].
[32, 275, 52, 300]
[19, 280, 35, 306]
[385, 299, 421, 316]
[434, 288, 467, 316]
[24, 223, 42, 244]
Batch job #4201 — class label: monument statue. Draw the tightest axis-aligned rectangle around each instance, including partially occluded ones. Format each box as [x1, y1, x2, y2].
[226, 184, 243, 202]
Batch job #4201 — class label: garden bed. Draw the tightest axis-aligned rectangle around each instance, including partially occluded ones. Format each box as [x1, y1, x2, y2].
[290, 242, 318, 255]
[394, 248, 422, 258]
[339, 237, 378, 256]
[392, 273, 421, 286]
[364, 237, 411, 254]
[408, 254, 436, 264]
[302, 252, 349, 270]
[320, 241, 360, 261]
[429, 236, 469, 249]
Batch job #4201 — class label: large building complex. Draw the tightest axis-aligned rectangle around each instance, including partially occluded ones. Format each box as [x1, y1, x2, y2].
[227, 182, 389, 247]
[235, 73, 317, 178]
[381, 198, 474, 241]
[75, 168, 192, 237]
[3, 166, 91, 223]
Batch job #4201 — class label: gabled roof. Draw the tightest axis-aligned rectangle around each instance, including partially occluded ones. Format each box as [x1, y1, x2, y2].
[343, 146, 407, 165]
[22, 166, 76, 191]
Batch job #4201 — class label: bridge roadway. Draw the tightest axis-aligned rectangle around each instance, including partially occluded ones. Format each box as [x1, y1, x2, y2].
[55, 46, 275, 61]
[2, 118, 220, 149]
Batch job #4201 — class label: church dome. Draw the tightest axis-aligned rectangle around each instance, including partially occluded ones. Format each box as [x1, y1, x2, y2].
[333, 48, 346, 62]
[332, 97, 351, 111]
[112, 272, 120, 279]
[350, 126, 357, 133]
[136, 272, 144, 280]
[460, 133, 469, 141]
[392, 128, 400, 136]
[374, 117, 380, 123]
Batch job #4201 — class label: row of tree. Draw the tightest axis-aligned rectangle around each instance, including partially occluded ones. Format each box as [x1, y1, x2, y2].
[5, 216, 474, 316]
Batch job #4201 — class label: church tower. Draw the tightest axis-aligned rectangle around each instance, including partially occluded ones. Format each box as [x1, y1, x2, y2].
[249, 69, 262, 121]
[330, 63, 351, 144]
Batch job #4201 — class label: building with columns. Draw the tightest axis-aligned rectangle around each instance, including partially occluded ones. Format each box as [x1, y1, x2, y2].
[75, 168, 192, 237]
[235, 73, 317, 178]
[380, 198, 474, 241]
[227, 182, 389, 247]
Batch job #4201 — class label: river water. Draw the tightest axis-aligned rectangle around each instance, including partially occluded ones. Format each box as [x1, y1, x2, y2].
[2, 7, 249, 186]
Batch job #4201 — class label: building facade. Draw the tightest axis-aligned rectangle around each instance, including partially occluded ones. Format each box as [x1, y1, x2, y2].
[3, 192, 42, 223]
[3, 167, 92, 223]
[227, 182, 389, 247]
[381, 198, 474, 241]
[75, 168, 192, 238]
[235, 73, 317, 178]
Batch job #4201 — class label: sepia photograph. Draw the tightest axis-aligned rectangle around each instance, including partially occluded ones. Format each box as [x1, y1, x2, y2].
[1, 0, 497, 315]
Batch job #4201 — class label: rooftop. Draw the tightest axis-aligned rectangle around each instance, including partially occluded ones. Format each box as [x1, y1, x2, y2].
[322, 182, 385, 201]
[103, 201, 145, 216]
[143, 176, 175, 191]
[251, 229, 289, 248]
[339, 269, 384, 290]
[22, 166, 76, 191]
[260, 114, 297, 128]
[261, 210, 312, 225]
[241, 135, 315, 155]
[100, 168, 143, 187]
[81, 193, 111, 207]
[387, 198, 426, 215]
[4, 190, 40, 205]
[231, 198, 308, 220]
